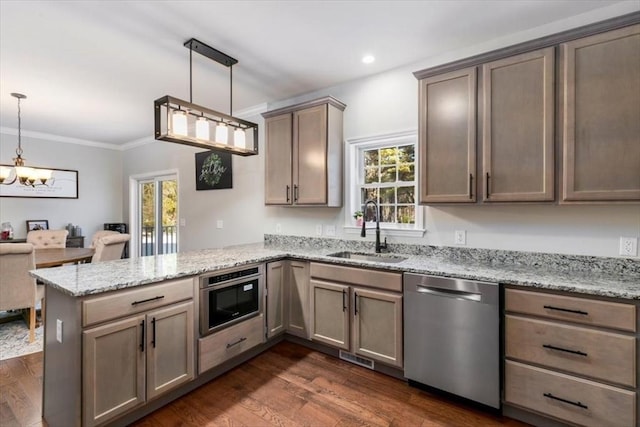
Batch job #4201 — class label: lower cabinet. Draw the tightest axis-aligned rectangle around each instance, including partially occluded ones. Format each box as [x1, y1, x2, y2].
[309, 263, 403, 368]
[83, 300, 194, 427]
[266, 260, 311, 339]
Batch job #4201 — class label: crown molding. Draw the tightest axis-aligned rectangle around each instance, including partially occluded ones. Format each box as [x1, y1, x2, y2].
[346, 129, 417, 145]
[234, 102, 268, 119]
[120, 136, 156, 151]
[0, 126, 123, 151]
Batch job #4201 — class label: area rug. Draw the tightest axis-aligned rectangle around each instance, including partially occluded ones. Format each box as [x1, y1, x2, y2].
[0, 319, 43, 360]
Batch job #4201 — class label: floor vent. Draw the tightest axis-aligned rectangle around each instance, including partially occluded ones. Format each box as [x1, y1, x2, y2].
[339, 351, 375, 370]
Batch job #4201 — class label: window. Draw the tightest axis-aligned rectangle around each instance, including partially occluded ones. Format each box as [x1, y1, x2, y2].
[346, 131, 424, 237]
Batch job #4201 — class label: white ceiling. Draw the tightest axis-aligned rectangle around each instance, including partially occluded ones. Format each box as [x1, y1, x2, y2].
[0, 0, 636, 146]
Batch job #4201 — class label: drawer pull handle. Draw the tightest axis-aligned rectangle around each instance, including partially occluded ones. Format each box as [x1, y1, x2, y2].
[543, 305, 588, 316]
[543, 392, 588, 409]
[131, 295, 165, 306]
[543, 344, 587, 357]
[226, 337, 247, 349]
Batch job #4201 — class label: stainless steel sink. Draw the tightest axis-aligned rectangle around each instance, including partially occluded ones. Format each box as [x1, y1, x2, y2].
[326, 251, 407, 263]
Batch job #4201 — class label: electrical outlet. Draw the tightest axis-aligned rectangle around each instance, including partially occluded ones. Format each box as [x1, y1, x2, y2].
[56, 319, 63, 343]
[315, 224, 323, 236]
[179, 218, 186, 227]
[619, 237, 638, 257]
[275, 223, 282, 233]
[325, 225, 336, 237]
[454, 230, 466, 245]
[216, 220, 223, 229]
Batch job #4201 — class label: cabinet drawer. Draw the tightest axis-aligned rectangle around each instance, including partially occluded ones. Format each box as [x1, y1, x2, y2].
[505, 288, 636, 332]
[506, 315, 636, 387]
[505, 360, 636, 427]
[198, 314, 265, 374]
[83, 278, 195, 327]
[310, 263, 402, 292]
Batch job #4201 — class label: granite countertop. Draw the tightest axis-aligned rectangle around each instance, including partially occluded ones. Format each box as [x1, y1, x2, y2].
[31, 237, 640, 300]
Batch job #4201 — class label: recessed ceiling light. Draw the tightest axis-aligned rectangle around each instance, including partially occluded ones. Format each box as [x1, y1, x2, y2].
[362, 55, 375, 64]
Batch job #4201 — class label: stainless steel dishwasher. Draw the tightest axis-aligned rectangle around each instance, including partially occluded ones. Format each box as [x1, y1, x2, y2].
[404, 273, 500, 409]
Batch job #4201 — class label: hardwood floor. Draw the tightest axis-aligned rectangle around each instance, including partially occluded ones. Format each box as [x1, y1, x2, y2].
[0, 341, 530, 426]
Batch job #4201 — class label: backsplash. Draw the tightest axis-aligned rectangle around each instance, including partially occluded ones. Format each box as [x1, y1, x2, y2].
[264, 234, 640, 276]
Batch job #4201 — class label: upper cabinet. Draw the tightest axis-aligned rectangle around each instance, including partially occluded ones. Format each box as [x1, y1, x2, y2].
[418, 67, 477, 203]
[415, 18, 640, 205]
[482, 47, 555, 202]
[561, 24, 640, 202]
[263, 96, 346, 207]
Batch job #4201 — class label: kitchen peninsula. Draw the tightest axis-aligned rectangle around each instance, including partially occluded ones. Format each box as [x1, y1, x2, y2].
[32, 235, 640, 427]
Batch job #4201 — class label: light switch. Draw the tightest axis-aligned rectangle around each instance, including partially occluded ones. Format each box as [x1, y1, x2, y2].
[216, 220, 223, 229]
[56, 319, 63, 343]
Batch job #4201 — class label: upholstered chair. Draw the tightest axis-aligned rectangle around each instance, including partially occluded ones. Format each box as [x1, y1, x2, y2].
[26, 229, 69, 249]
[89, 230, 119, 249]
[0, 243, 45, 343]
[92, 233, 130, 263]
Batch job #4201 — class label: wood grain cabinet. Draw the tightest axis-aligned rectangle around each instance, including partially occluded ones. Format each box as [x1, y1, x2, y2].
[266, 260, 311, 340]
[82, 279, 195, 427]
[309, 263, 403, 368]
[561, 24, 640, 202]
[263, 96, 345, 207]
[504, 287, 637, 427]
[481, 47, 555, 202]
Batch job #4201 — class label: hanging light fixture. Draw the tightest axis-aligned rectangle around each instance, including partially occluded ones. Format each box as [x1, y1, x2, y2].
[0, 93, 53, 187]
[154, 39, 258, 156]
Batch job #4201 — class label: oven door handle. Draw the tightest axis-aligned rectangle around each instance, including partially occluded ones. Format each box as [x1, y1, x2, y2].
[416, 285, 482, 302]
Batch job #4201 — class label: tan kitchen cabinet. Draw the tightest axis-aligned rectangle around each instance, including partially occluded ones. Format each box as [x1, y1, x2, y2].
[266, 260, 311, 339]
[263, 96, 345, 206]
[309, 263, 403, 368]
[418, 67, 477, 203]
[82, 279, 195, 427]
[481, 47, 555, 202]
[504, 287, 637, 427]
[266, 261, 286, 338]
[561, 24, 640, 202]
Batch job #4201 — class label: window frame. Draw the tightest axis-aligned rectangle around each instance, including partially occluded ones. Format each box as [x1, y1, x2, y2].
[344, 130, 425, 238]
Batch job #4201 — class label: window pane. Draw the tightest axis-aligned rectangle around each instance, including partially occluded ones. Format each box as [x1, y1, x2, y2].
[398, 145, 415, 163]
[380, 187, 395, 204]
[379, 148, 397, 165]
[364, 150, 378, 167]
[397, 186, 415, 203]
[381, 206, 395, 223]
[380, 166, 396, 183]
[361, 188, 378, 204]
[364, 167, 378, 184]
[397, 206, 415, 224]
[398, 164, 414, 182]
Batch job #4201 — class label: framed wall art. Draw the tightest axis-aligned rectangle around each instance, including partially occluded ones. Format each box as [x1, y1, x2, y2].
[0, 166, 79, 198]
[195, 150, 232, 190]
[26, 219, 49, 232]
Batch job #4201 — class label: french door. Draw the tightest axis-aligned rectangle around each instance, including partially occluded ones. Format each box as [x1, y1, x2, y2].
[136, 174, 178, 256]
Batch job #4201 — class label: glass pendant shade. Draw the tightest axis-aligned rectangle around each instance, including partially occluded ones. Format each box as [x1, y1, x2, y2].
[36, 168, 53, 183]
[215, 123, 228, 145]
[171, 110, 188, 136]
[0, 166, 12, 183]
[196, 117, 209, 140]
[234, 128, 246, 149]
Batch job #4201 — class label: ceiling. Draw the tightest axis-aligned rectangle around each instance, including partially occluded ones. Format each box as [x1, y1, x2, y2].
[0, 0, 636, 146]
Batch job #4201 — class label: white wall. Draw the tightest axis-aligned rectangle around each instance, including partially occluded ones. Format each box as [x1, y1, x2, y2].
[122, 3, 640, 258]
[0, 133, 123, 242]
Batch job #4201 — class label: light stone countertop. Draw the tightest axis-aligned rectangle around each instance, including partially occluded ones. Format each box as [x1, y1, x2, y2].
[31, 239, 640, 300]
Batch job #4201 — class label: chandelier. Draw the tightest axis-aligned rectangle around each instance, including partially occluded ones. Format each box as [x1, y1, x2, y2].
[0, 93, 53, 186]
[154, 39, 258, 156]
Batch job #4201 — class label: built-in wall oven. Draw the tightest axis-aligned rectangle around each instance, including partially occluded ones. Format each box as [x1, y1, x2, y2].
[199, 264, 264, 337]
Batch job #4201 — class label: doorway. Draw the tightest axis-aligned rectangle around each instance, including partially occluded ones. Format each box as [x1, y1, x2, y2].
[130, 172, 179, 257]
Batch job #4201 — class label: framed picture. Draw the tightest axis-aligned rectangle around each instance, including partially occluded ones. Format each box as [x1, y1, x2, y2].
[195, 150, 232, 190]
[26, 220, 49, 232]
[0, 166, 79, 199]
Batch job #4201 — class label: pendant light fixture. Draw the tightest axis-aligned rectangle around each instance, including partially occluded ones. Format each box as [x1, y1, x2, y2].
[0, 93, 53, 186]
[154, 39, 258, 156]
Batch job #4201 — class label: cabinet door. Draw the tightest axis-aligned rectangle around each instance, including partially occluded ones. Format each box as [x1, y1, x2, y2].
[294, 104, 328, 204]
[482, 48, 555, 202]
[419, 67, 477, 203]
[287, 260, 310, 339]
[146, 301, 194, 400]
[310, 279, 349, 350]
[561, 24, 640, 201]
[266, 261, 286, 338]
[265, 113, 293, 205]
[352, 287, 403, 368]
[83, 315, 145, 427]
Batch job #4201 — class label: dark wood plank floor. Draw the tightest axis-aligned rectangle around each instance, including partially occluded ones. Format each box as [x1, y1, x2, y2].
[0, 341, 530, 426]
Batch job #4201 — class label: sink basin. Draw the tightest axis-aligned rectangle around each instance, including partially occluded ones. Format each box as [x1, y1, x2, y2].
[326, 251, 407, 263]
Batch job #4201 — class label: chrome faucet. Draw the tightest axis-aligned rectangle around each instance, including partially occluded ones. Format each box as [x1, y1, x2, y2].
[361, 199, 387, 253]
